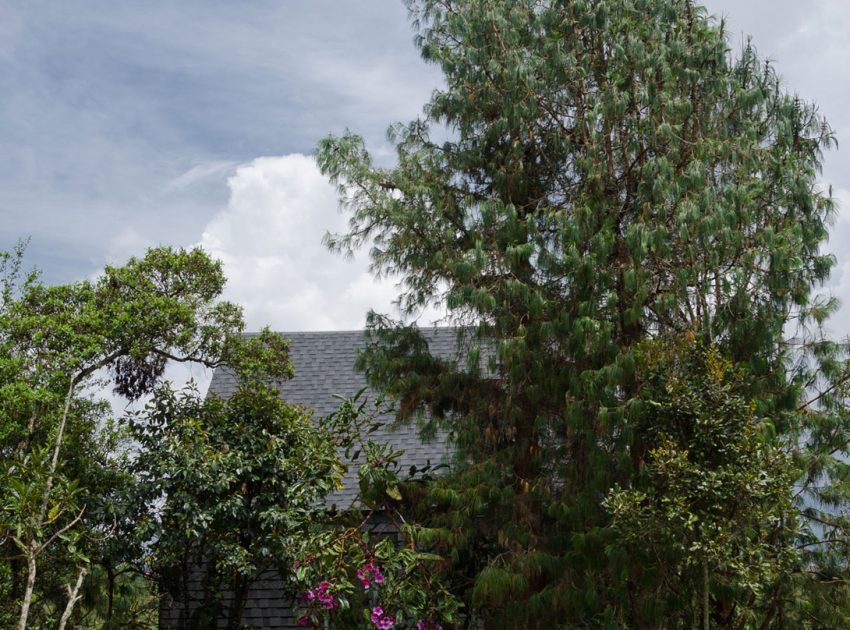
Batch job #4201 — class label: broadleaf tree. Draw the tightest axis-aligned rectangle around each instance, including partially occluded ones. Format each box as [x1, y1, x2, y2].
[0, 245, 268, 629]
[133, 359, 461, 630]
[317, 0, 849, 627]
[130, 368, 342, 630]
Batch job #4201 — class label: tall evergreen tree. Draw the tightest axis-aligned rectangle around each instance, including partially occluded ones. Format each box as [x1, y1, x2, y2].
[318, 0, 848, 626]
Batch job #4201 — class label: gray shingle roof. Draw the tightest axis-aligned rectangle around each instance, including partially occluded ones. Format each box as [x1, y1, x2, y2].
[160, 328, 459, 629]
[206, 328, 458, 509]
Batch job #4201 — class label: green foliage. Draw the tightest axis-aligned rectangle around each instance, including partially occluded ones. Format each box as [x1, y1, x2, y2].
[0, 244, 255, 628]
[316, 0, 849, 626]
[75, 565, 158, 630]
[605, 340, 797, 627]
[1, 242, 460, 629]
[131, 351, 342, 630]
[290, 392, 462, 629]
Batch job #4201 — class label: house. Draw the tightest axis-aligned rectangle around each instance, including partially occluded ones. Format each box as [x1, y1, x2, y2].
[158, 328, 457, 629]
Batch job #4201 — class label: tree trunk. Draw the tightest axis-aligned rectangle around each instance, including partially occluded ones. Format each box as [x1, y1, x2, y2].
[180, 551, 191, 630]
[38, 379, 77, 526]
[196, 559, 221, 630]
[703, 560, 710, 630]
[17, 542, 38, 630]
[58, 566, 87, 630]
[17, 379, 79, 630]
[226, 574, 250, 630]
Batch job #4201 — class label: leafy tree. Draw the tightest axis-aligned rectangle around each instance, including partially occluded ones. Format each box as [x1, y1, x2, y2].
[317, 0, 848, 626]
[134, 357, 461, 630]
[604, 339, 797, 628]
[130, 348, 341, 630]
[0, 244, 258, 629]
[0, 243, 460, 630]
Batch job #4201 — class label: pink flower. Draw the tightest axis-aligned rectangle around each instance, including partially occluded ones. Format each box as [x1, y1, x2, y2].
[371, 606, 395, 629]
[302, 581, 337, 610]
[358, 561, 385, 589]
[292, 560, 301, 572]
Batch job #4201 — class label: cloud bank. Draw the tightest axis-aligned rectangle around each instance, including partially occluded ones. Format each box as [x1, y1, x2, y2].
[199, 154, 405, 332]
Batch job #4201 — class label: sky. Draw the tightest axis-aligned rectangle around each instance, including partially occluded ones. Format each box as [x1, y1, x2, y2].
[3, 0, 850, 346]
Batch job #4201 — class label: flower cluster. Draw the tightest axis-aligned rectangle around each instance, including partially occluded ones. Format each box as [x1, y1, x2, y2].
[370, 606, 396, 629]
[357, 560, 385, 590]
[302, 581, 337, 610]
[416, 620, 444, 630]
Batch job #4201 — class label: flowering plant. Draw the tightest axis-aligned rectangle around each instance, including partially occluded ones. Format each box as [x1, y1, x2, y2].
[288, 392, 461, 628]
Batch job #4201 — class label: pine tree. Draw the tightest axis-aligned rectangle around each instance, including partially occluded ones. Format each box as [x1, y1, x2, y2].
[317, 0, 847, 626]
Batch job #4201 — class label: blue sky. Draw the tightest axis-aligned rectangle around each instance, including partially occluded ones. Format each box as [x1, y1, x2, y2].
[0, 1, 438, 286]
[3, 0, 850, 338]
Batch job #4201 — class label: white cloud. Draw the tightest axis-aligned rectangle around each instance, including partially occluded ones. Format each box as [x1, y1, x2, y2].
[199, 154, 404, 332]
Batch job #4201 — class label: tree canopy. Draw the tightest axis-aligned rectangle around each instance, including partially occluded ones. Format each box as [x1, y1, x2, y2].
[4, 0, 850, 627]
[0, 245, 290, 629]
[317, 0, 849, 627]
[0, 243, 461, 630]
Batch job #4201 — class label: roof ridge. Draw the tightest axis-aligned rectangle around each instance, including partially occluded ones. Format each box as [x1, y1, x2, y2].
[243, 326, 458, 336]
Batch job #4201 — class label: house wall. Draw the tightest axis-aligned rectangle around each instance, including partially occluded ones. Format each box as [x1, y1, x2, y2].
[158, 567, 303, 630]
[158, 515, 400, 629]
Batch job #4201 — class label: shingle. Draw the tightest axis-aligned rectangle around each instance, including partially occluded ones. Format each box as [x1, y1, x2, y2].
[207, 327, 459, 510]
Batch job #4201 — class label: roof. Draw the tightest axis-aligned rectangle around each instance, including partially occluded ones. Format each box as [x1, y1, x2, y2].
[206, 328, 458, 509]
